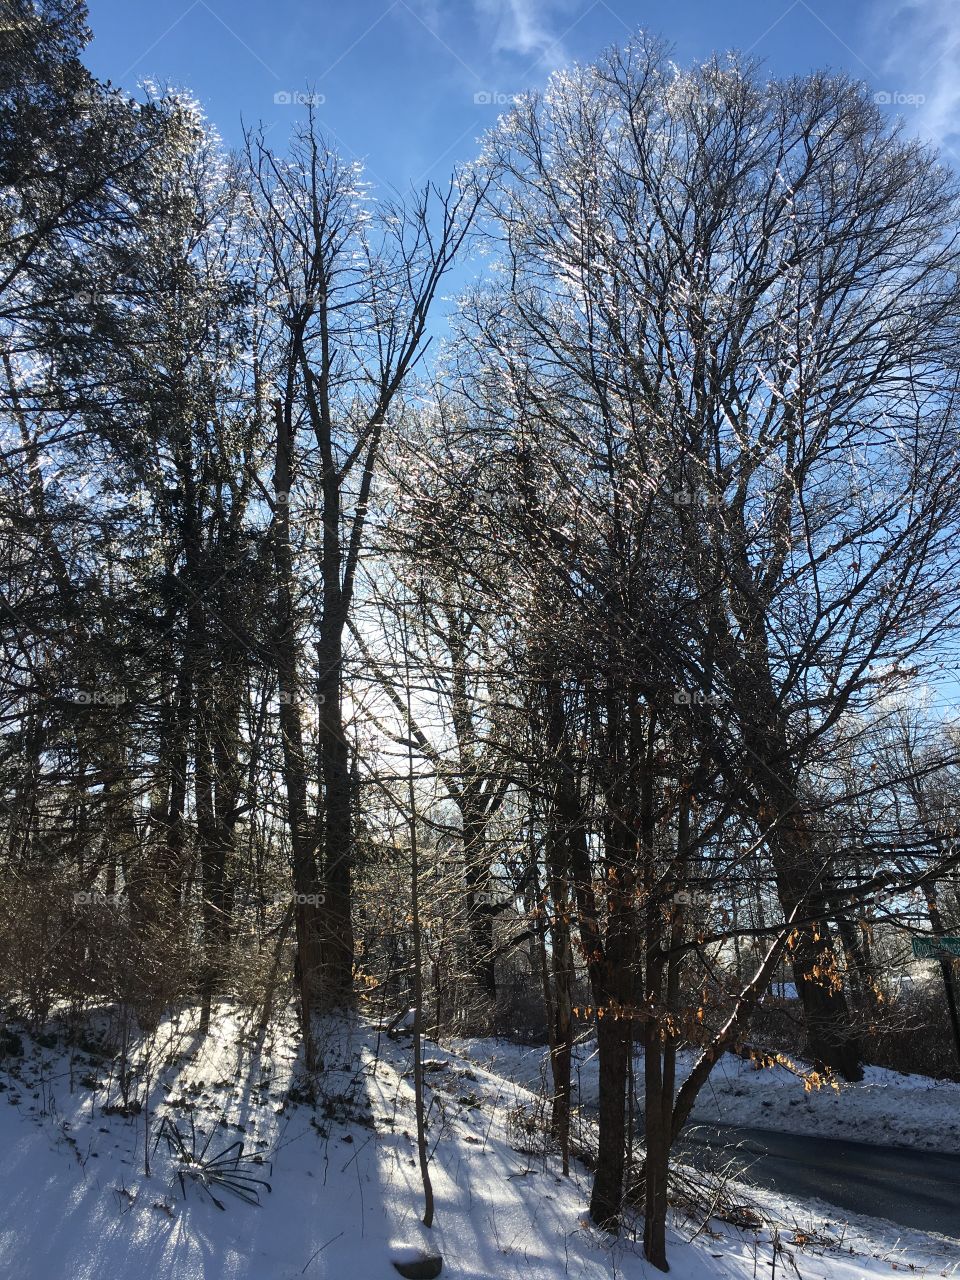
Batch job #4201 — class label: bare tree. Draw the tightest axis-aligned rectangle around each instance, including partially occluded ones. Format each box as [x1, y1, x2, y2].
[455, 37, 960, 1263]
[246, 113, 481, 1021]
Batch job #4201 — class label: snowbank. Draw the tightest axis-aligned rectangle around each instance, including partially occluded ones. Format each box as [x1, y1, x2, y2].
[448, 1037, 960, 1154]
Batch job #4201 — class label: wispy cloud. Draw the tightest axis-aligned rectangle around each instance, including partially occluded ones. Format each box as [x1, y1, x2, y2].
[404, 0, 577, 79]
[871, 0, 960, 154]
[473, 0, 570, 61]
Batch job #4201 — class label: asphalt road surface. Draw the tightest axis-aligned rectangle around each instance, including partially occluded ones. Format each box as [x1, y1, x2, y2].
[675, 1122, 960, 1239]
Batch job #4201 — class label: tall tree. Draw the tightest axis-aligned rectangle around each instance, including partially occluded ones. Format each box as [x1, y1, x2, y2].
[247, 112, 480, 1017]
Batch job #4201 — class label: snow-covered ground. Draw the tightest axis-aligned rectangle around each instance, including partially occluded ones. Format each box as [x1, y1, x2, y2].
[447, 1037, 960, 1154]
[0, 1009, 957, 1280]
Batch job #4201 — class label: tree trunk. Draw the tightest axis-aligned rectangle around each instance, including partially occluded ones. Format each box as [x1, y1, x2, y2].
[272, 400, 323, 1056]
[543, 678, 576, 1174]
[317, 624, 355, 1007]
[926, 886, 960, 1067]
[744, 708, 863, 1081]
[463, 806, 496, 1002]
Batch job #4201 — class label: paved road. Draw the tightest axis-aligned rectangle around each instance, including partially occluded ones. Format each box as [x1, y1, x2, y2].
[675, 1122, 960, 1239]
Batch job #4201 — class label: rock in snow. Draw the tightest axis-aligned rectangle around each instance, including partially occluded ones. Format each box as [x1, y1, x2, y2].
[391, 1250, 443, 1279]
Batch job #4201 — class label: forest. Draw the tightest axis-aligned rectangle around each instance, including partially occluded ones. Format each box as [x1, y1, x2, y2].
[3, 2, 960, 1273]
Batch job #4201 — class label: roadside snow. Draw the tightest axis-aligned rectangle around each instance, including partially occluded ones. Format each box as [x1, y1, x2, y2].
[0, 1010, 956, 1280]
[447, 1037, 960, 1155]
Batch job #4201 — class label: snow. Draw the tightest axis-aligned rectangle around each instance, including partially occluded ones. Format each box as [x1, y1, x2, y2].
[0, 1009, 956, 1279]
[447, 1037, 960, 1154]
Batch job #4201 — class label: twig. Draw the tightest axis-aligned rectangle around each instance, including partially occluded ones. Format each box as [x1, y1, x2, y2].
[300, 1231, 344, 1273]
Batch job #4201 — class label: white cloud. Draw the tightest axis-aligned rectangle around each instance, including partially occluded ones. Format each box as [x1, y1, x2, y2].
[404, 0, 576, 70]
[871, 0, 960, 154]
[472, 0, 572, 63]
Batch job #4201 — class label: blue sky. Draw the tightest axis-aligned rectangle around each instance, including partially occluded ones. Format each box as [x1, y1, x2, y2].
[81, 0, 960, 191]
